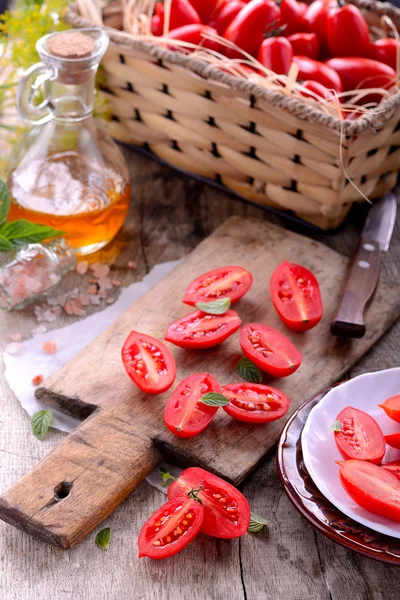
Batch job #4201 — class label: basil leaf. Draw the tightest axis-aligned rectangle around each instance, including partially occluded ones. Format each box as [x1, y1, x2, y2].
[158, 467, 176, 487]
[0, 234, 14, 252]
[199, 392, 229, 407]
[0, 179, 10, 225]
[236, 357, 263, 383]
[0, 220, 64, 246]
[248, 514, 269, 534]
[329, 419, 342, 432]
[195, 298, 231, 315]
[31, 409, 52, 440]
[96, 527, 111, 550]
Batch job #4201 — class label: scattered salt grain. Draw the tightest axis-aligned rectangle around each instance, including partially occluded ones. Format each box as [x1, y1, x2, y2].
[90, 295, 101, 306]
[34, 305, 59, 323]
[112, 279, 121, 287]
[92, 264, 110, 279]
[98, 277, 113, 291]
[42, 340, 57, 355]
[79, 294, 91, 307]
[86, 284, 98, 295]
[98, 290, 107, 299]
[106, 296, 115, 304]
[64, 298, 86, 317]
[32, 374, 44, 386]
[6, 342, 22, 355]
[8, 332, 22, 342]
[32, 324, 46, 336]
[128, 261, 137, 270]
[76, 261, 89, 276]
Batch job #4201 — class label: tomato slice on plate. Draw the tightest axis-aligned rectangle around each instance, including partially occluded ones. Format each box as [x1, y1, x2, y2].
[379, 395, 400, 423]
[385, 432, 400, 450]
[222, 383, 291, 423]
[121, 331, 176, 394]
[334, 406, 386, 464]
[240, 324, 302, 377]
[183, 266, 252, 306]
[138, 495, 203, 559]
[338, 459, 400, 523]
[381, 461, 400, 480]
[165, 310, 241, 349]
[167, 467, 250, 538]
[270, 261, 323, 332]
[164, 373, 220, 437]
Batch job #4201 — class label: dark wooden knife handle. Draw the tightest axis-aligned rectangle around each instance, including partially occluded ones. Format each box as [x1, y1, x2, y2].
[330, 238, 381, 338]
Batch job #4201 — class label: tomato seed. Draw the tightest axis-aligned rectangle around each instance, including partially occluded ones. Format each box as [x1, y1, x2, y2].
[219, 498, 227, 504]
[182, 520, 188, 525]
[153, 541, 161, 546]
[166, 536, 172, 543]
[177, 527, 182, 534]
[186, 513, 193, 519]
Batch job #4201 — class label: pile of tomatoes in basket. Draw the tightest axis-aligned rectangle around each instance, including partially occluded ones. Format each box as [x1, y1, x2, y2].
[151, 0, 398, 104]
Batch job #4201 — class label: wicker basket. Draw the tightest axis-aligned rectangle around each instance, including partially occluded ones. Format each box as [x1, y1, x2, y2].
[67, 0, 400, 229]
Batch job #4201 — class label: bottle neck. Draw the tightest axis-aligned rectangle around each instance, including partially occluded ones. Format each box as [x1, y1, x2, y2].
[49, 68, 96, 122]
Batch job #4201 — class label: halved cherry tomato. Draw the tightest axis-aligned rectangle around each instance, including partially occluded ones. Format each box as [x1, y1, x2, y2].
[168, 467, 250, 538]
[270, 261, 323, 332]
[326, 4, 370, 58]
[209, 1, 245, 35]
[164, 372, 220, 437]
[154, 0, 201, 32]
[338, 459, 400, 523]
[121, 331, 176, 394]
[381, 461, 400, 480]
[138, 495, 204, 559]
[326, 58, 396, 104]
[304, 0, 335, 56]
[188, 0, 224, 23]
[240, 323, 302, 377]
[167, 24, 220, 52]
[288, 32, 319, 60]
[224, 0, 280, 59]
[379, 395, 400, 423]
[385, 432, 400, 450]
[165, 309, 241, 349]
[334, 407, 386, 464]
[183, 266, 252, 306]
[222, 382, 291, 423]
[369, 38, 398, 71]
[280, 0, 306, 36]
[293, 56, 343, 93]
[300, 80, 337, 102]
[257, 36, 293, 75]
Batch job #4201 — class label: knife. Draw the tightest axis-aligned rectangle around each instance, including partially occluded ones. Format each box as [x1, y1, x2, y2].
[330, 190, 397, 339]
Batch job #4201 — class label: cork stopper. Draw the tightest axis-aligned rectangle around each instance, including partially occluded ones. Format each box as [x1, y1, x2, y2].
[47, 31, 94, 59]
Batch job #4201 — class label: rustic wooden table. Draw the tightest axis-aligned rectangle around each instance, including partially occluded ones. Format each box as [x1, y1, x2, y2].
[1, 147, 400, 600]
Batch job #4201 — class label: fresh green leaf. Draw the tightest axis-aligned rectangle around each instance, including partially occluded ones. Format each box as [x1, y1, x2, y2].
[195, 298, 231, 315]
[31, 409, 52, 440]
[248, 514, 269, 534]
[158, 467, 176, 487]
[0, 220, 64, 246]
[236, 357, 263, 383]
[95, 527, 111, 550]
[329, 420, 342, 432]
[0, 180, 11, 224]
[199, 392, 230, 407]
[0, 235, 14, 252]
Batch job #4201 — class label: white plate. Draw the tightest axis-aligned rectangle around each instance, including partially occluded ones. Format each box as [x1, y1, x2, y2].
[302, 368, 400, 538]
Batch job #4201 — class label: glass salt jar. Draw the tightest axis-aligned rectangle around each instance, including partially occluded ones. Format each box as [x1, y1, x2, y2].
[7, 28, 131, 256]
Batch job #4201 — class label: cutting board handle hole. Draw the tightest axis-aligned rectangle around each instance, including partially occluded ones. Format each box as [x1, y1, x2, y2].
[54, 481, 72, 501]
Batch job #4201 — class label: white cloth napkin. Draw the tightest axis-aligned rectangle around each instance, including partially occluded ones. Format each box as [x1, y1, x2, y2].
[3, 260, 183, 492]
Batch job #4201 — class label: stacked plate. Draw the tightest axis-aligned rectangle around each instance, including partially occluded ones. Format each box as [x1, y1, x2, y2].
[277, 368, 400, 564]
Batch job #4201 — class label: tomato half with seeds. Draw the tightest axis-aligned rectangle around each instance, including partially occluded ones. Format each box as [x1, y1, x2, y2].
[222, 383, 291, 423]
[381, 461, 400, 481]
[270, 261, 323, 332]
[138, 495, 203, 559]
[121, 331, 176, 394]
[164, 373, 220, 437]
[168, 467, 250, 538]
[338, 460, 400, 523]
[379, 395, 400, 423]
[183, 266, 252, 306]
[240, 324, 302, 377]
[334, 407, 386, 464]
[165, 310, 241, 349]
[385, 433, 400, 450]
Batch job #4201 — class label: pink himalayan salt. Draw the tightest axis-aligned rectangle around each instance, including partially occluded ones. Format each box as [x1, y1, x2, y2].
[86, 284, 98, 295]
[128, 261, 137, 270]
[8, 332, 22, 342]
[92, 263, 110, 279]
[106, 296, 115, 304]
[98, 277, 112, 291]
[32, 374, 44, 386]
[76, 261, 89, 275]
[5, 342, 22, 355]
[112, 279, 121, 287]
[64, 298, 86, 317]
[42, 340, 57, 355]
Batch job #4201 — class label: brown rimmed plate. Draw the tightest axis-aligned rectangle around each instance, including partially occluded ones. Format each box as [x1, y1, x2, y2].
[276, 389, 400, 565]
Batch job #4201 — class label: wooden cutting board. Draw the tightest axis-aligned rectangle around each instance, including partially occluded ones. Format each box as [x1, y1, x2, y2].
[1, 216, 400, 549]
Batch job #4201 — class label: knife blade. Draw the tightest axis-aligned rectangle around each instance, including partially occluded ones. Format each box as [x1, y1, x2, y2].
[331, 191, 398, 338]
